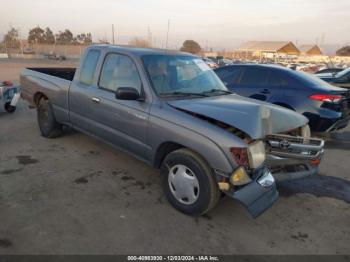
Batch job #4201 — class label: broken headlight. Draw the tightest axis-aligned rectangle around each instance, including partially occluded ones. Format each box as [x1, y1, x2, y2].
[230, 141, 266, 169]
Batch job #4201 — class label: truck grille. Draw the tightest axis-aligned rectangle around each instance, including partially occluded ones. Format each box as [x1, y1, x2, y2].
[266, 134, 324, 160]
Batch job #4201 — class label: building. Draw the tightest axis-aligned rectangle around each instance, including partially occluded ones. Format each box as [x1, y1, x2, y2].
[236, 41, 300, 59]
[299, 45, 323, 56]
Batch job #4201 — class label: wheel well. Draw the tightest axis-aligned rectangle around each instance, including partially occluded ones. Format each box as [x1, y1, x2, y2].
[153, 142, 185, 168]
[273, 102, 295, 111]
[33, 92, 48, 106]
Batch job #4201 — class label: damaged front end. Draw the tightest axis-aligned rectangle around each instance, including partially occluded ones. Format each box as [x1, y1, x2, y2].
[265, 132, 324, 181]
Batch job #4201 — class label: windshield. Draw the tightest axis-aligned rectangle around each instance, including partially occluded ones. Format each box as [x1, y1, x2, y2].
[336, 67, 350, 78]
[142, 55, 228, 97]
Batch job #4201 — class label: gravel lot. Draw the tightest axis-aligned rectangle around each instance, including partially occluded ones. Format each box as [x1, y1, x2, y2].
[0, 59, 350, 255]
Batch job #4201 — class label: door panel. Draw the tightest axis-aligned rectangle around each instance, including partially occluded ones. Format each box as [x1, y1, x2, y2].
[69, 51, 152, 162]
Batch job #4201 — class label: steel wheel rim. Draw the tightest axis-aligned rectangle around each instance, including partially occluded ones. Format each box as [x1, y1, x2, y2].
[168, 164, 200, 205]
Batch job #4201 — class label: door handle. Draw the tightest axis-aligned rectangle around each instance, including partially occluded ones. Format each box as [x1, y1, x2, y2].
[261, 89, 270, 94]
[91, 97, 101, 104]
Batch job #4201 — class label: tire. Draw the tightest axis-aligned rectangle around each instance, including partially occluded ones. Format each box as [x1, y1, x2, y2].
[160, 148, 220, 216]
[37, 98, 63, 138]
[4, 102, 16, 113]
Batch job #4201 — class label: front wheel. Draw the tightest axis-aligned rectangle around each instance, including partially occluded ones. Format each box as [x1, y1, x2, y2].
[160, 148, 220, 216]
[4, 102, 16, 113]
[37, 98, 63, 138]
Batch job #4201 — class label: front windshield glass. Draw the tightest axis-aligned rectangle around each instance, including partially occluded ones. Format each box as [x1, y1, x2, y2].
[142, 55, 228, 97]
[336, 67, 350, 78]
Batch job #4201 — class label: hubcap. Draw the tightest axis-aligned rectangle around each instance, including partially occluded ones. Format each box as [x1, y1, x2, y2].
[168, 164, 200, 205]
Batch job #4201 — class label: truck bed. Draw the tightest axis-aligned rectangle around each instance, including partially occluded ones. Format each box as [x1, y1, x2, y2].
[26, 68, 76, 81]
[20, 67, 76, 124]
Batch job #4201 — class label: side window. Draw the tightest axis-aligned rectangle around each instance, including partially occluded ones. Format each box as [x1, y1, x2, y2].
[268, 72, 288, 86]
[239, 67, 268, 86]
[79, 50, 100, 85]
[215, 67, 241, 85]
[99, 53, 142, 92]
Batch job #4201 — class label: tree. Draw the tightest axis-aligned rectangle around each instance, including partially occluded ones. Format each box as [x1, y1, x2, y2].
[55, 29, 73, 45]
[76, 33, 93, 45]
[128, 37, 151, 48]
[44, 27, 55, 44]
[180, 40, 202, 54]
[336, 46, 350, 56]
[2, 27, 20, 48]
[28, 26, 45, 44]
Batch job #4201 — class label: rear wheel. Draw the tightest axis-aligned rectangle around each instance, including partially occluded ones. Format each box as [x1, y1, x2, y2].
[160, 148, 220, 216]
[37, 98, 63, 138]
[4, 102, 16, 113]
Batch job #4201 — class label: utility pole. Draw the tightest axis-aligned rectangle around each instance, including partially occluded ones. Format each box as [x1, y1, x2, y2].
[112, 24, 115, 45]
[165, 19, 170, 49]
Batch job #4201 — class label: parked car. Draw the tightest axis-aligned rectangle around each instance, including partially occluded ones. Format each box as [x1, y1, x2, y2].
[202, 57, 218, 69]
[20, 45, 324, 217]
[314, 68, 344, 75]
[217, 58, 234, 67]
[0, 80, 21, 113]
[215, 64, 350, 132]
[316, 67, 350, 88]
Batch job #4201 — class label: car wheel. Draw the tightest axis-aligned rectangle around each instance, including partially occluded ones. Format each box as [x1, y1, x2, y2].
[37, 98, 63, 138]
[160, 148, 220, 216]
[4, 102, 16, 113]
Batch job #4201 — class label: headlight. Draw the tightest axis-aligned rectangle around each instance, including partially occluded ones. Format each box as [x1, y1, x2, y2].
[247, 141, 266, 169]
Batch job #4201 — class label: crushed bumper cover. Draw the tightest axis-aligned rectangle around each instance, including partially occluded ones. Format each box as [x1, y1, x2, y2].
[225, 169, 279, 218]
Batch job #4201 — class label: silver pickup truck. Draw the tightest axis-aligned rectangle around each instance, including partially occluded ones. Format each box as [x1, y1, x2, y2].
[20, 45, 324, 217]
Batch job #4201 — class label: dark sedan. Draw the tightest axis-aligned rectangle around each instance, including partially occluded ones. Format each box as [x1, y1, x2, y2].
[316, 67, 350, 88]
[214, 64, 350, 132]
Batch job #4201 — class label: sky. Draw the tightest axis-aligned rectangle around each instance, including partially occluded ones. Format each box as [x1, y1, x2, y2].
[1, 0, 350, 50]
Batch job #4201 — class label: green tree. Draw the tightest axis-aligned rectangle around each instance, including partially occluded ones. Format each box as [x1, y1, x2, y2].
[3, 27, 20, 48]
[76, 33, 93, 45]
[55, 29, 73, 44]
[28, 26, 45, 44]
[44, 27, 55, 44]
[180, 40, 201, 54]
[336, 46, 350, 56]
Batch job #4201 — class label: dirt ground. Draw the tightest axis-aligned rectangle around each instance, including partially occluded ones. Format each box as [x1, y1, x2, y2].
[0, 59, 350, 255]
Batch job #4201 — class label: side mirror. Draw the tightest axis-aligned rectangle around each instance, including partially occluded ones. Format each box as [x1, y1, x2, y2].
[115, 87, 142, 101]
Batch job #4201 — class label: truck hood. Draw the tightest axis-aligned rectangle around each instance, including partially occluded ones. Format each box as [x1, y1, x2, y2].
[167, 95, 308, 139]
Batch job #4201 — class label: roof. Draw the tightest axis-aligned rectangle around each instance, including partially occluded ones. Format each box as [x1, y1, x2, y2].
[299, 44, 323, 55]
[237, 41, 300, 54]
[89, 44, 195, 57]
[217, 63, 292, 72]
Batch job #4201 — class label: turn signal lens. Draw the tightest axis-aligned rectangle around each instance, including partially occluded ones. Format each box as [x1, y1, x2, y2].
[309, 94, 342, 103]
[230, 167, 252, 186]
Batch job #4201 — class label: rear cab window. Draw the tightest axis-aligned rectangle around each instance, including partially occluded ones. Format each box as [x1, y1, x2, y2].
[79, 49, 101, 85]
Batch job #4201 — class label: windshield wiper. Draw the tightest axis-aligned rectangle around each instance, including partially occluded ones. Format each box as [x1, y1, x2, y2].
[203, 89, 234, 95]
[159, 91, 209, 97]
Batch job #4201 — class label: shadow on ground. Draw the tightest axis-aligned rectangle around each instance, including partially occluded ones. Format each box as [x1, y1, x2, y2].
[278, 175, 350, 204]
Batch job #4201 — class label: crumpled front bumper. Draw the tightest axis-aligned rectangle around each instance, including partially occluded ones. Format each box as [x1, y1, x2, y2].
[225, 168, 279, 218]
